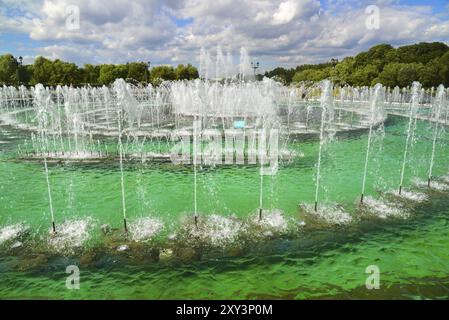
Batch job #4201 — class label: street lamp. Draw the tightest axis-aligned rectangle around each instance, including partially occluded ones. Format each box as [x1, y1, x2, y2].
[251, 61, 260, 76]
[17, 56, 23, 85]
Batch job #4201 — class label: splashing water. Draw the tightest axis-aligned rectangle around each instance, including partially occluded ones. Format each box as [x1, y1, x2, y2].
[412, 178, 449, 191]
[388, 189, 428, 203]
[302, 203, 353, 226]
[0, 224, 29, 245]
[398, 82, 421, 194]
[47, 218, 93, 254]
[128, 217, 164, 242]
[361, 196, 410, 219]
[252, 209, 291, 235]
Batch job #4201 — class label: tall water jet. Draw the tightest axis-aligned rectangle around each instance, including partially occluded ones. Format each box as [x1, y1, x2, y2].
[360, 84, 384, 203]
[34, 84, 56, 233]
[427, 85, 446, 187]
[239, 47, 252, 81]
[258, 127, 265, 220]
[114, 79, 129, 232]
[398, 82, 421, 195]
[193, 117, 200, 226]
[314, 80, 335, 211]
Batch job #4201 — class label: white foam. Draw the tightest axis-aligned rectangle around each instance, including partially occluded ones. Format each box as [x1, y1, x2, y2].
[362, 196, 409, 219]
[47, 218, 93, 254]
[190, 214, 242, 247]
[0, 223, 28, 245]
[302, 203, 353, 225]
[388, 189, 428, 202]
[412, 178, 449, 191]
[28, 151, 103, 160]
[128, 217, 164, 242]
[440, 175, 449, 184]
[253, 209, 291, 234]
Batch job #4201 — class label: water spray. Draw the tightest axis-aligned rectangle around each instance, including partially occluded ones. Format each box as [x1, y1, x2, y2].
[193, 117, 199, 228]
[361, 84, 384, 203]
[117, 109, 128, 232]
[314, 80, 334, 212]
[398, 82, 421, 195]
[427, 85, 446, 188]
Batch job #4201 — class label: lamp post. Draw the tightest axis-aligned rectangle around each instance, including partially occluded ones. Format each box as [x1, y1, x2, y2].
[251, 61, 260, 77]
[17, 56, 23, 85]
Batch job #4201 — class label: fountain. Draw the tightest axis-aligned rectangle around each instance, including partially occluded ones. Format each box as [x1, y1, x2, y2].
[2, 50, 449, 267]
[314, 80, 335, 212]
[360, 83, 385, 203]
[398, 82, 421, 195]
[427, 85, 447, 187]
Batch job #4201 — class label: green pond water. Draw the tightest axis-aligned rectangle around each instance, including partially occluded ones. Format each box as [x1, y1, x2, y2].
[1, 115, 449, 299]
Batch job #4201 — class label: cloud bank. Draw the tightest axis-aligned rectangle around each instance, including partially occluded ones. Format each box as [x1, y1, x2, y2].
[0, 0, 448, 70]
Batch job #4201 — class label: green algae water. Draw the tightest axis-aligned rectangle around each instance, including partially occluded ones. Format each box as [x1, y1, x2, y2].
[1, 112, 449, 299]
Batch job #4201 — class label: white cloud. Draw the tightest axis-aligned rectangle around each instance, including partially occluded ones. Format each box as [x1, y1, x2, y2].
[0, 0, 448, 69]
[272, 0, 298, 25]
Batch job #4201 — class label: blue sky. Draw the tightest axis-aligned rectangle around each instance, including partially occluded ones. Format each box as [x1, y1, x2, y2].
[0, 0, 448, 71]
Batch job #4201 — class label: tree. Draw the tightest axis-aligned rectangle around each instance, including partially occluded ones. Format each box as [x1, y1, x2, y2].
[150, 65, 176, 82]
[292, 67, 331, 83]
[175, 64, 199, 80]
[419, 60, 441, 88]
[335, 57, 355, 85]
[438, 51, 449, 87]
[98, 64, 128, 85]
[127, 62, 149, 83]
[396, 42, 449, 64]
[30, 56, 54, 85]
[49, 59, 82, 85]
[351, 64, 379, 86]
[83, 64, 100, 85]
[0, 54, 19, 85]
[397, 63, 424, 88]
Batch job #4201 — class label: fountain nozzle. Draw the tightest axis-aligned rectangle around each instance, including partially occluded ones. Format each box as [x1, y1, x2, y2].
[123, 218, 128, 233]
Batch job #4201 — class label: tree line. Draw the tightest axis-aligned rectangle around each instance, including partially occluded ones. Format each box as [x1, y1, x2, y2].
[0, 55, 199, 86]
[264, 42, 449, 88]
[2, 42, 449, 88]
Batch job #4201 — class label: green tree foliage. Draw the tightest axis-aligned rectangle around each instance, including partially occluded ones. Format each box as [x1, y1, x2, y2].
[30, 56, 53, 85]
[438, 51, 449, 87]
[175, 64, 199, 80]
[150, 65, 176, 83]
[265, 42, 449, 88]
[98, 64, 128, 85]
[264, 67, 296, 84]
[127, 62, 149, 83]
[83, 64, 100, 85]
[0, 54, 19, 85]
[0, 55, 199, 87]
